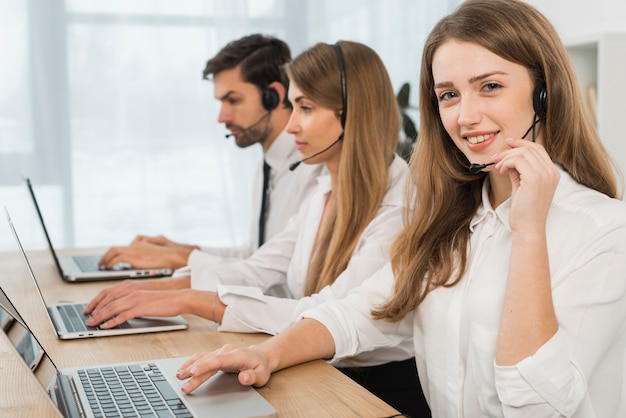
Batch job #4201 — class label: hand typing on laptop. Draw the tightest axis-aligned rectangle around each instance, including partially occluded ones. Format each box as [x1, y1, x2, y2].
[98, 234, 200, 270]
[83, 276, 226, 329]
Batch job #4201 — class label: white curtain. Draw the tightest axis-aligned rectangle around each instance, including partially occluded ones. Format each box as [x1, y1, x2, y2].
[0, 0, 458, 252]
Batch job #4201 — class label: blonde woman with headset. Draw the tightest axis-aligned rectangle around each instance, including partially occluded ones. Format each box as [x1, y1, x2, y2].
[86, 40, 429, 416]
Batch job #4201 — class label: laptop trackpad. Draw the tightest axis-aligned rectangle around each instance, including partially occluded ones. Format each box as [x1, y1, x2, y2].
[157, 357, 277, 417]
[126, 316, 187, 328]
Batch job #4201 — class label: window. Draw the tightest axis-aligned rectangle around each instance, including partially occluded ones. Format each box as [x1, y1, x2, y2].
[0, 0, 455, 252]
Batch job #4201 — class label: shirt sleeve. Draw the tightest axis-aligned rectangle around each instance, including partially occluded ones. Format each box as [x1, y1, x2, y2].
[218, 205, 405, 334]
[194, 244, 255, 261]
[302, 262, 413, 362]
[495, 221, 626, 417]
[170, 248, 256, 287]
[167, 248, 254, 287]
[189, 211, 301, 292]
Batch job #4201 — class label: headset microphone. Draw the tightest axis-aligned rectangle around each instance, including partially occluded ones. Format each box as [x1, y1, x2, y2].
[467, 116, 545, 174]
[289, 133, 343, 171]
[224, 111, 271, 139]
[288, 161, 300, 172]
[468, 161, 495, 174]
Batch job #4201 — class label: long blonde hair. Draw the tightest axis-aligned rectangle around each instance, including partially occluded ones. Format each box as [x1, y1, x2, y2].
[373, 0, 621, 321]
[286, 41, 401, 296]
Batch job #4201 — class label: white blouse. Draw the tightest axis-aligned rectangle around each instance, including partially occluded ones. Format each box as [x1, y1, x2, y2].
[304, 166, 626, 417]
[190, 156, 415, 367]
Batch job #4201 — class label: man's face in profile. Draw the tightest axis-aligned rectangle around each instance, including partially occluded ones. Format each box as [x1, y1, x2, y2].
[213, 66, 272, 148]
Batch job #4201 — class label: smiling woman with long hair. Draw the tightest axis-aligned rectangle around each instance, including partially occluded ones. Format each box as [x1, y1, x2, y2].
[175, 1, 626, 417]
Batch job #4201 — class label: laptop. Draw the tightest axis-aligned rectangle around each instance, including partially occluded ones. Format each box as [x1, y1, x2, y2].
[0, 294, 15, 331]
[6, 207, 189, 339]
[25, 177, 174, 282]
[0, 284, 45, 370]
[13, 323, 45, 370]
[0, 284, 21, 330]
[0, 286, 277, 418]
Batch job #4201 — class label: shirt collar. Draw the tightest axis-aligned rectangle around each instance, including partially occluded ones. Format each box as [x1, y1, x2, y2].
[264, 130, 297, 171]
[470, 164, 571, 233]
[470, 176, 513, 232]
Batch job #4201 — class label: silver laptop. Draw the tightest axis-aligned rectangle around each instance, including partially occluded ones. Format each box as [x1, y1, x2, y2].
[1, 283, 45, 370]
[25, 177, 173, 282]
[7, 208, 189, 339]
[0, 307, 13, 332]
[0, 286, 277, 418]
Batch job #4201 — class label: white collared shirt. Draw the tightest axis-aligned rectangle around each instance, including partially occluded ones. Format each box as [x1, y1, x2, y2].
[304, 166, 626, 417]
[190, 156, 414, 367]
[186, 131, 322, 266]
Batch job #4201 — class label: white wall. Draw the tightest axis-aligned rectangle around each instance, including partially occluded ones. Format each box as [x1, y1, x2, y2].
[526, 0, 626, 190]
[525, 0, 626, 41]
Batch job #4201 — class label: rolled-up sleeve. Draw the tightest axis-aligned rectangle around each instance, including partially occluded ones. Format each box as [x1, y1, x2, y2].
[303, 263, 414, 364]
[495, 221, 626, 417]
[218, 206, 405, 335]
[495, 330, 586, 416]
[188, 214, 300, 292]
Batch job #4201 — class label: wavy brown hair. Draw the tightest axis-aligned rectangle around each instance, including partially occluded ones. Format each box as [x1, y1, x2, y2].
[286, 41, 401, 296]
[373, 0, 622, 321]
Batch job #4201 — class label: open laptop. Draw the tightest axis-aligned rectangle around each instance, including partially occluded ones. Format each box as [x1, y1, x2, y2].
[0, 307, 13, 332]
[0, 291, 15, 331]
[6, 207, 188, 339]
[0, 282, 45, 370]
[0, 286, 277, 418]
[25, 177, 173, 282]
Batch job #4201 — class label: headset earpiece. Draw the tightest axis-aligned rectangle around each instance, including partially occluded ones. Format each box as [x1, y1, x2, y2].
[261, 87, 280, 111]
[532, 79, 547, 119]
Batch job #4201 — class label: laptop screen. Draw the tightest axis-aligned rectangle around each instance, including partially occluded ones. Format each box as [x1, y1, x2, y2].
[0, 285, 59, 391]
[24, 178, 67, 279]
[5, 207, 60, 325]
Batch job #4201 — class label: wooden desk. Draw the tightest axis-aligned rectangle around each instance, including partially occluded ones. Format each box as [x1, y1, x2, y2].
[0, 249, 398, 417]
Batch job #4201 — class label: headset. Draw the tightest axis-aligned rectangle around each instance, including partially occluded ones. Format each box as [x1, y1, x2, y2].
[224, 87, 278, 139]
[331, 43, 348, 129]
[526, 78, 547, 142]
[532, 79, 547, 120]
[261, 87, 280, 111]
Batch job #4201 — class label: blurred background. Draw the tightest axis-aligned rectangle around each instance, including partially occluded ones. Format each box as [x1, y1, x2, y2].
[0, 0, 624, 252]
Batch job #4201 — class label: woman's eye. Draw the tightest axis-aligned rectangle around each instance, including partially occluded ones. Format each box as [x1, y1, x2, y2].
[300, 105, 312, 112]
[483, 82, 502, 92]
[438, 91, 457, 102]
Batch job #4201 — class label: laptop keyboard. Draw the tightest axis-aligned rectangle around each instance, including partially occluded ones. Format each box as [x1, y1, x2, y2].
[77, 363, 192, 418]
[57, 303, 131, 332]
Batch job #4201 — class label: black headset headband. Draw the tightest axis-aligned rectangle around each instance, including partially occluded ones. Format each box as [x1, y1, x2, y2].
[331, 44, 347, 129]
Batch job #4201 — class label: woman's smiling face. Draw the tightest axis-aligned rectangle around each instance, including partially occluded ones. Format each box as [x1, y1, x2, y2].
[432, 39, 538, 170]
